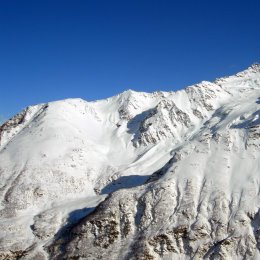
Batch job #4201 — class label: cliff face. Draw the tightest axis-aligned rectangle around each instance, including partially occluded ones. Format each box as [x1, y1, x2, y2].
[0, 65, 260, 260]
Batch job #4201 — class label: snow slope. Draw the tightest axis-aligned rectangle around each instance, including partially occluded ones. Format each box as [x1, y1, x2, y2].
[0, 64, 260, 260]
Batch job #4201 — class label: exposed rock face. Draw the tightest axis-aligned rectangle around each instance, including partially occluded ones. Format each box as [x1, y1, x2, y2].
[0, 104, 46, 148]
[0, 65, 260, 259]
[135, 99, 191, 146]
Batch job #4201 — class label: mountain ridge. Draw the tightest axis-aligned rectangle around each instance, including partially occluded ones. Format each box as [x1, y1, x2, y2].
[0, 64, 260, 260]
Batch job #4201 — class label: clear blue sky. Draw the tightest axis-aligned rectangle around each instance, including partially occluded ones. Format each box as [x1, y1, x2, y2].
[0, 0, 259, 120]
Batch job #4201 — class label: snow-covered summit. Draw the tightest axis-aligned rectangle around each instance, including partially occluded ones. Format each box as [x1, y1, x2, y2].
[0, 65, 260, 260]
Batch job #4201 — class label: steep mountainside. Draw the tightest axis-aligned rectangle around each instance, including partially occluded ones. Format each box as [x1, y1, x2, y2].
[0, 64, 260, 260]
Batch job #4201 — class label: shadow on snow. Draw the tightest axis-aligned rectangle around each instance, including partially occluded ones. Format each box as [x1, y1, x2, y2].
[100, 175, 150, 194]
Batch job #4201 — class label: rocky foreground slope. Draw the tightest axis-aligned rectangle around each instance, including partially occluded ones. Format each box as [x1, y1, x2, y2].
[0, 64, 260, 260]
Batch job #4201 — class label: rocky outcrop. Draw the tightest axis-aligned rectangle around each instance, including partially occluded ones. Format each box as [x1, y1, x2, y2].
[135, 99, 191, 146]
[49, 170, 260, 259]
[0, 104, 47, 148]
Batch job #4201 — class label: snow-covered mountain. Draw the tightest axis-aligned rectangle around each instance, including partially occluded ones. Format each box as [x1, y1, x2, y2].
[0, 64, 260, 260]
